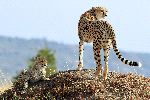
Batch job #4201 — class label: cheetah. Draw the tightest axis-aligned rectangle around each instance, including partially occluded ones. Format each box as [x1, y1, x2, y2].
[77, 7, 142, 80]
[15, 56, 48, 89]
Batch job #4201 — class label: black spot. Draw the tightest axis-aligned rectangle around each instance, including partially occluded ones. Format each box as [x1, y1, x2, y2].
[133, 62, 138, 66]
[104, 56, 106, 61]
[129, 61, 132, 66]
[118, 55, 122, 59]
[114, 49, 118, 52]
[116, 52, 119, 55]
[125, 60, 128, 64]
[121, 58, 124, 62]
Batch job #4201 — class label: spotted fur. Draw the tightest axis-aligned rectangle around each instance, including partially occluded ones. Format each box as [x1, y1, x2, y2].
[77, 7, 142, 80]
[16, 56, 48, 88]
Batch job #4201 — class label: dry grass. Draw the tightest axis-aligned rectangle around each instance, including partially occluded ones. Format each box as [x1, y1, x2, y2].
[0, 83, 12, 93]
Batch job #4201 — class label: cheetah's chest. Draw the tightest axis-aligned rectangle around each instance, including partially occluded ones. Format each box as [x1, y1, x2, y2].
[29, 67, 46, 80]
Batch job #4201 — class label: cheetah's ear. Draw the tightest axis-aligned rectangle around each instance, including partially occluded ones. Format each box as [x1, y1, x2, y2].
[35, 56, 40, 60]
[92, 7, 95, 10]
[85, 12, 90, 16]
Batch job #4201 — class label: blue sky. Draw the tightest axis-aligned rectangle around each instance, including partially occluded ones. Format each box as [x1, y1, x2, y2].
[0, 0, 150, 53]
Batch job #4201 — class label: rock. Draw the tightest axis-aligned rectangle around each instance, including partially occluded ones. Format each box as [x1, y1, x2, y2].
[0, 69, 150, 99]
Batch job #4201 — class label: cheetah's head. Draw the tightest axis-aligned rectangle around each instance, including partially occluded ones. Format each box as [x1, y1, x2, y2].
[92, 6, 108, 20]
[35, 56, 48, 68]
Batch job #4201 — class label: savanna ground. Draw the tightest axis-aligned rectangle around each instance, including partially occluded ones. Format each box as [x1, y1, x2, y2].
[0, 84, 12, 93]
[0, 69, 150, 99]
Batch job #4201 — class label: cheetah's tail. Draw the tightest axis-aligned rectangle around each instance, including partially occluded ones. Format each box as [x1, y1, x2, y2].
[111, 37, 142, 67]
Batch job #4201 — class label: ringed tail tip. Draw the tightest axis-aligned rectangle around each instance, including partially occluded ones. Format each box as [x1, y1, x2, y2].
[138, 62, 142, 68]
[131, 61, 142, 67]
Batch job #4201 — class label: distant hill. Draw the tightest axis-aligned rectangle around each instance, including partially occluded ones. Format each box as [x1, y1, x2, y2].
[0, 36, 149, 84]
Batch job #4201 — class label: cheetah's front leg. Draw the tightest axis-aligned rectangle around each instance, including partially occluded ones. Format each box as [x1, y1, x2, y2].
[103, 47, 110, 80]
[77, 40, 84, 70]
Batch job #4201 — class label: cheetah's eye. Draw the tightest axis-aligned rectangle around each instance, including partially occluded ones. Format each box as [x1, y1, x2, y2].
[102, 11, 105, 13]
[44, 63, 47, 66]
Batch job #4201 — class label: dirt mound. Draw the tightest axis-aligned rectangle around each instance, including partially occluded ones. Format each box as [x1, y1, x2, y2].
[0, 69, 150, 99]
